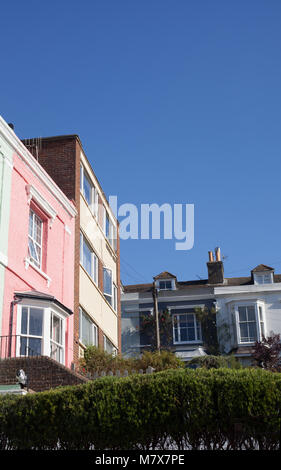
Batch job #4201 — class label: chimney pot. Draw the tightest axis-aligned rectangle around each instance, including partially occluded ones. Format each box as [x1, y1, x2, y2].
[208, 251, 214, 262]
[215, 247, 221, 262]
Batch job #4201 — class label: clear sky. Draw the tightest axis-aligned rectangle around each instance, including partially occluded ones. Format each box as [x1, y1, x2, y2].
[1, 0, 281, 285]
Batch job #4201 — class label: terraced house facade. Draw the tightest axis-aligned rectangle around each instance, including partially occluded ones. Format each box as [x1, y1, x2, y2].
[0, 117, 77, 368]
[122, 248, 281, 366]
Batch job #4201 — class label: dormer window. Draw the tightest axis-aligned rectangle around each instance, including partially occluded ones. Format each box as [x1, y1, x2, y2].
[153, 272, 177, 291]
[159, 280, 172, 290]
[254, 273, 273, 285]
[252, 265, 274, 286]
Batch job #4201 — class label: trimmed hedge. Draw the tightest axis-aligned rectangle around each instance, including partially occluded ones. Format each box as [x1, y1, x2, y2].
[0, 368, 281, 450]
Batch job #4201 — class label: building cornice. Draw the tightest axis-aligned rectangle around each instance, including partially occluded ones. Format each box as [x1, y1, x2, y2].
[0, 116, 77, 219]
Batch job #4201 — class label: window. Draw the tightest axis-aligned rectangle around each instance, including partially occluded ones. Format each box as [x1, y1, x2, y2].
[236, 303, 266, 344]
[105, 213, 117, 251]
[50, 312, 63, 363]
[103, 268, 113, 305]
[159, 280, 172, 290]
[20, 306, 43, 356]
[79, 308, 98, 347]
[28, 209, 43, 269]
[80, 232, 98, 283]
[16, 300, 68, 365]
[80, 164, 98, 217]
[104, 335, 117, 356]
[173, 313, 202, 344]
[238, 306, 257, 343]
[113, 283, 117, 312]
[254, 273, 273, 285]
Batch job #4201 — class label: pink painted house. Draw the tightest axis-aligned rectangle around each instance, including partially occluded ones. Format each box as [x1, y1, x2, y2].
[0, 118, 77, 369]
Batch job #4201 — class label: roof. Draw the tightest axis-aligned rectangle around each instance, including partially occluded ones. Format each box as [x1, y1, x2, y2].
[153, 271, 177, 280]
[123, 273, 281, 293]
[14, 290, 73, 316]
[22, 134, 116, 223]
[251, 264, 274, 272]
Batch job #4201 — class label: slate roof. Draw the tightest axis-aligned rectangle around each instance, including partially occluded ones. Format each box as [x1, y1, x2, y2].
[153, 271, 177, 280]
[14, 290, 73, 316]
[123, 273, 281, 293]
[251, 264, 274, 272]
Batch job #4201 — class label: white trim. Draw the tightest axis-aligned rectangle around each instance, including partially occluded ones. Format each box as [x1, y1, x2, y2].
[24, 257, 51, 287]
[156, 279, 176, 291]
[65, 225, 71, 235]
[79, 307, 98, 348]
[103, 266, 113, 306]
[253, 272, 274, 285]
[173, 312, 202, 345]
[214, 283, 281, 295]
[167, 304, 206, 311]
[0, 116, 77, 218]
[26, 184, 57, 226]
[16, 301, 68, 365]
[0, 252, 8, 267]
[0, 151, 13, 169]
[234, 300, 266, 345]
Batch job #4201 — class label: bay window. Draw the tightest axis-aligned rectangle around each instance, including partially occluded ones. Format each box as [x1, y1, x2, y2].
[235, 302, 266, 344]
[20, 306, 43, 356]
[16, 298, 69, 365]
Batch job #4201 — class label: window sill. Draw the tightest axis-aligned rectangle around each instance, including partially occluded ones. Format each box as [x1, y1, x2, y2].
[24, 257, 51, 287]
[173, 340, 203, 345]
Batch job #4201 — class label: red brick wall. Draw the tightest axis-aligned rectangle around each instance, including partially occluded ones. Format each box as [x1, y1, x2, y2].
[29, 136, 81, 365]
[0, 357, 88, 393]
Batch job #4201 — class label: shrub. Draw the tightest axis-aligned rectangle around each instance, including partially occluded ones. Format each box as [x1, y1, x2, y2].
[188, 355, 242, 370]
[79, 347, 184, 375]
[0, 368, 280, 450]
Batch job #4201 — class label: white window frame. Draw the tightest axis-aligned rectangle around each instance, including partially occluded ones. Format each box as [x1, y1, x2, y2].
[173, 313, 202, 344]
[79, 307, 98, 348]
[28, 209, 43, 269]
[234, 300, 266, 345]
[80, 232, 98, 285]
[80, 164, 98, 218]
[16, 301, 67, 365]
[113, 283, 118, 312]
[156, 279, 176, 291]
[103, 335, 117, 356]
[253, 272, 273, 285]
[50, 311, 64, 364]
[103, 267, 113, 306]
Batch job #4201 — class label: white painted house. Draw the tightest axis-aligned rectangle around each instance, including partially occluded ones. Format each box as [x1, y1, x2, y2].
[122, 250, 281, 366]
[215, 264, 281, 365]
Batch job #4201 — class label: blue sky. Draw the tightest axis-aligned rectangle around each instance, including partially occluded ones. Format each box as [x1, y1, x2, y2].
[1, 0, 281, 285]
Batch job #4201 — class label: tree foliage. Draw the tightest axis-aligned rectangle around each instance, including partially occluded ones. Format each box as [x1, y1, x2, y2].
[252, 333, 281, 371]
[79, 346, 184, 375]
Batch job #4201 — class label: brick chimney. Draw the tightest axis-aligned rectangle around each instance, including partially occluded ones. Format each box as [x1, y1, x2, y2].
[207, 247, 224, 284]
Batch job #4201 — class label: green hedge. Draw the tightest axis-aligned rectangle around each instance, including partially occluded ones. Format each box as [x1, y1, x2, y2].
[0, 368, 281, 450]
